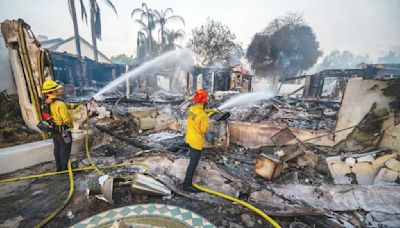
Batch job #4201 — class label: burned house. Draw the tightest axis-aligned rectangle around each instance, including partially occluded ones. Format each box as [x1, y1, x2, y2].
[280, 64, 400, 99]
[119, 64, 253, 101]
[187, 65, 252, 94]
[0, 19, 126, 131]
[50, 51, 126, 89]
[1, 17, 400, 228]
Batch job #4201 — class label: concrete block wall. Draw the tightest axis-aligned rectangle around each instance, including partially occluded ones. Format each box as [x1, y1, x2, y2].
[0, 132, 87, 174]
[326, 151, 400, 185]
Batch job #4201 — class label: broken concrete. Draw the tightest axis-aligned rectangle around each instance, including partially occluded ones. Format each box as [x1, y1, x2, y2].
[357, 154, 375, 163]
[372, 152, 399, 167]
[374, 168, 399, 184]
[385, 158, 400, 172]
[326, 156, 352, 184]
[365, 211, 400, 228]
[351, 163, 376, 185]
[344, 157, 356, 167]
[327, 151, 400, 185]
[272, 184, 400, 227]
[380, 115, 400, 150]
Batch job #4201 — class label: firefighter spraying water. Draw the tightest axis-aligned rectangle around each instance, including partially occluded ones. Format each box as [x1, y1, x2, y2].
[38, 80, 77, 171]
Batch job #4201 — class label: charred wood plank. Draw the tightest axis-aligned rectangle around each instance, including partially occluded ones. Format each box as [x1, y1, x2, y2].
[96, 125, 152, 150]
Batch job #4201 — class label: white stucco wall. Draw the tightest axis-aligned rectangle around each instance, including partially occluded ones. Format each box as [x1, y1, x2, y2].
[0, 35, 16, 94]
[0, 132, 87, 174]
[335, 78, 395, 143]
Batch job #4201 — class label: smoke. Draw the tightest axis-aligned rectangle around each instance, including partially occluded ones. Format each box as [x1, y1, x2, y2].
[277, 51, 301, 68]
[252, 77, 276, 92]
[378, 51, 400, 64]
[218, 91, 275, 110]
[313, 50, 370, 72]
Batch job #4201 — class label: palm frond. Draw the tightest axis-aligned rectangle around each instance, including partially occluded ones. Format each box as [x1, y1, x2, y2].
[79, 0, 88, 23]
[165, 15, 185, 26]
[103, 0, 117, 16]
[139, 12, 149, 22]
[68, 0, 73, 16]
[153, 9, 161, 19]
[139, 28, 149, 37]
[138, 31, 147, 38]
[135, 19, 148, 30]
[175, 29, 186, 35]
[94, 1, 102, 39]
[165, 29, 185, 45]
[164, 8, 174, 17]
[131, 8, 144, 18]
[141, 2, 149, 13]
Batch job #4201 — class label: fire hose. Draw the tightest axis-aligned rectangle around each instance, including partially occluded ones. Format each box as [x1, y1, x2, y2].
[192, 183, 281, 228]
[9, 21, 278, 226]
[0, 108, 281, 227]
[34, 160, 74, 228]
[0, 112, 149, 227]
[83, 109, 281, 227]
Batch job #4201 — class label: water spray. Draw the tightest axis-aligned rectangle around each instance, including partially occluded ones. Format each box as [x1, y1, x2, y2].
[217, 92, 275, 110]
[93, 49, 194, 101]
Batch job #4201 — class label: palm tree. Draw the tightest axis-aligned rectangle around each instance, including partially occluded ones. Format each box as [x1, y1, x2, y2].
[68, 0, 87, 58]
[131, 3, 155, 57]
[89, 0, 117, 62]
[136, 31, 147, 60]
[165, 29, 185, 51]
[153, 8, 185, 52]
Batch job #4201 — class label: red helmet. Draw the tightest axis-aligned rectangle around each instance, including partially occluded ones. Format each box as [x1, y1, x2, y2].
[193, 89, 209, 104]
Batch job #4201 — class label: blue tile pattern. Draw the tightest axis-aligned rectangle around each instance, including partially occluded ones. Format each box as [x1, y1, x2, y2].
[71, 203, 216, 228]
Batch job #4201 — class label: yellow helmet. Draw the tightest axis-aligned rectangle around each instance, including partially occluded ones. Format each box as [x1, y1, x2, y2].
[42, 80, 62, 93]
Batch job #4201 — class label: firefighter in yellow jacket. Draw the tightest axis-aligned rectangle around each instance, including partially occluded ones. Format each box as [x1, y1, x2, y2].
[183, 89, 210, 192]
[41, 80, 74, 171]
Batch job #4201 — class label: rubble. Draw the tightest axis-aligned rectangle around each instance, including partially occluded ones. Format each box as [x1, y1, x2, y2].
[296, 152, 316, 168]
[0, 10, 400, 228]
[271, 184, 400, 227]
[351, 162, 376, 185]
[385, 158, 400, 172]
[87, 175, 114, 204]
[222, 96, 339, 131]
[372, 152, 399, 167]
[356, 154, 375, 163]
[326, 156, 352, 184]
[240, 213, 255, 227]
[326, 150, 400, 185]
[130, 173, 172, 196]
[254, 153, 283, 180]
[271, 128, 307, 162]
[374, 168, 398, 184]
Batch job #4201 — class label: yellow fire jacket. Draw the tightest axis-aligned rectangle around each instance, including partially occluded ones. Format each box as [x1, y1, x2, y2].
[185, 104, 210, 150]
[47, 94, 73, 129]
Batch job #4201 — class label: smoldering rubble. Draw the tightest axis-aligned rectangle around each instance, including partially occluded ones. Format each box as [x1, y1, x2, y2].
[1, 18, 400, 227]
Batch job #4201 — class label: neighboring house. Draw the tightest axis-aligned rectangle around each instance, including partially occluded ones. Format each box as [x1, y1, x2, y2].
[40, 36, 112, 63]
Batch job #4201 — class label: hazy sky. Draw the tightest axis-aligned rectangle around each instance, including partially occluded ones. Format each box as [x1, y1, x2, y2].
[0, 0, 399, 61]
